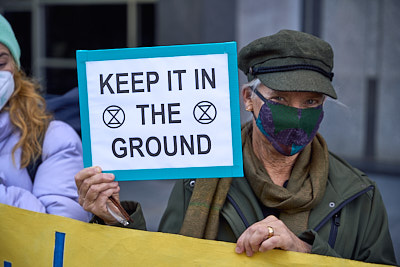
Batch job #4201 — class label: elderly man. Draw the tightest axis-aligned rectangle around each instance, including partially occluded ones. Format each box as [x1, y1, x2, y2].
[75, 30, 397, 265]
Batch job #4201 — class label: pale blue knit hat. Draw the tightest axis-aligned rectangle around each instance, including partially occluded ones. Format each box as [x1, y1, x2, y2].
[0, 14, 21, 68]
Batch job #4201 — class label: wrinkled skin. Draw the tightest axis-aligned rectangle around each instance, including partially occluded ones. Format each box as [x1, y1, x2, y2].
[235, 215, 311, 256]
[75, 166, 120, 225]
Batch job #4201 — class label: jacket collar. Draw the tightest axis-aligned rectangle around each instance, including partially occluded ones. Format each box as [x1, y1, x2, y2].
[308, 152, 374, 229]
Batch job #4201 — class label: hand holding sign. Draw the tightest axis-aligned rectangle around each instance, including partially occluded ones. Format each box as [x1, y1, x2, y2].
[77, 42, 243, 181]
[75, 166, 121, 225]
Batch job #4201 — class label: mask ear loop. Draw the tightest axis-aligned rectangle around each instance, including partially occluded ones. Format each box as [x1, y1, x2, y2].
[252, 88, 269, 103]
[251, 110, 257, 121]
[249, 88, 267, 121]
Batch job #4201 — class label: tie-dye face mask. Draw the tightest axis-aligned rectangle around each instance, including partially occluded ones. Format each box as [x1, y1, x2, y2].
[253, 89, 324, 156]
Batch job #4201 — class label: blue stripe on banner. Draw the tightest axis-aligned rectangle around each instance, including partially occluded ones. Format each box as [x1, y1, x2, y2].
[4, 261, 12, 267]
[53, 232, 66, 267]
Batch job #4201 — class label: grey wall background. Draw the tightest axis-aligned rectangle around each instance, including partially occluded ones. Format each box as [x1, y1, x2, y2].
[158, 0, 400, 173]
[321, 0, 400, 167]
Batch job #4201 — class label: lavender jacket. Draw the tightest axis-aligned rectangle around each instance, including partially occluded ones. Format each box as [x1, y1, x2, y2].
[0, 112, 91, 221]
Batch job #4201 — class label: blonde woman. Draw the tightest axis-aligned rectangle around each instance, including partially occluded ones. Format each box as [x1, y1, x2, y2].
[0, 14, 90, 221]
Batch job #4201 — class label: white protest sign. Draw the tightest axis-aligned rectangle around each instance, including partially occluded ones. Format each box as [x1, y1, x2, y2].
[77, 42, 243, 180]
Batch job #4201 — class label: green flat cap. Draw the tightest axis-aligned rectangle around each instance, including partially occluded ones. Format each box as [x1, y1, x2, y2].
[238, 29, 337, 99]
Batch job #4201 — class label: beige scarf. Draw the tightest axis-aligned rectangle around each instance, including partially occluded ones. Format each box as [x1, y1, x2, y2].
[180, 123, 329, 238]
[243, 123, 329, 235]
[179, 177, 232, 239]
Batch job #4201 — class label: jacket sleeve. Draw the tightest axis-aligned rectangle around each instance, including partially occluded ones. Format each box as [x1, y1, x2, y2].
[351, 185, 397, 265]
[91, 181, 190, 232]
[301, 184, 397, 266]
[0, 181, 46, 213]
[300, 229, 344, 258]
[91, 201, 147, 230]
[32, 121, 91, 222]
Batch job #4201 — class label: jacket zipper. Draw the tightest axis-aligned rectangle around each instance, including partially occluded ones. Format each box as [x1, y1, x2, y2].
[328, 211, 341, 248]
[226, 194, 250, 228]
[314, 185, 374, 249]
[314, 185, 374, 232]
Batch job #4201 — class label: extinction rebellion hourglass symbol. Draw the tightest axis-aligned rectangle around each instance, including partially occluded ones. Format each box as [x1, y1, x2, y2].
[193, 101, 217, 124]
[103, 105, 125, 128]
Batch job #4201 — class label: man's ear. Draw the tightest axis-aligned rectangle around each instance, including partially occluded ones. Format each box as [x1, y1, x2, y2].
[242, 87, 254, 111]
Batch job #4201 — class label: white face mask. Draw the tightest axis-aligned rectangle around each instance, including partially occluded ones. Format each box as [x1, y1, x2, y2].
[0, 71, 14, 111]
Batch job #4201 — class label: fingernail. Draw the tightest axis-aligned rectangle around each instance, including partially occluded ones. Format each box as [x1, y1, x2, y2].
[235, 247, 241, 253]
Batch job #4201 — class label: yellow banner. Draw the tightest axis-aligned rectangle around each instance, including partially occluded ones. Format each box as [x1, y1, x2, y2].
[0, 203, 386, 266]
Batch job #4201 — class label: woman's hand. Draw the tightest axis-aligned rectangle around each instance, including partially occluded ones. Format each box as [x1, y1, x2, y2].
[235, 215, 311, 256]
[75, 166, 120, 225]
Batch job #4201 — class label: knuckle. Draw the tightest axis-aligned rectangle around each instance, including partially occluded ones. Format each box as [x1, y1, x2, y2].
[250, 241, 259, 250]
[87, 187, 101, 200]
[90, 183, 101, 192]
[259, 242, 269, 252]
[81, 178, 90, 188]
[275, 219, 285, 228]
[248, 228, 257, 236]
[99, 189, 111, 198]
[269, 237, 279, 247]
[100, 172, 113, 181]
[265, 215, 278, 222]
[82, 202, 90, 211]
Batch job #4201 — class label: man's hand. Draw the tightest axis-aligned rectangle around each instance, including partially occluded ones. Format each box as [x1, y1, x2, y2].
[235, 215, 311, 256]
[75, 166, 121, 224]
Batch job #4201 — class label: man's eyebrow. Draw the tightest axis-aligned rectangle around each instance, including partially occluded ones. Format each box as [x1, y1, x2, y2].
[269, 91, 286, 96]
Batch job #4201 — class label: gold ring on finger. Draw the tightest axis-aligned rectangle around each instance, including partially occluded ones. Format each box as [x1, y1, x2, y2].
[267, 226, 274, 239]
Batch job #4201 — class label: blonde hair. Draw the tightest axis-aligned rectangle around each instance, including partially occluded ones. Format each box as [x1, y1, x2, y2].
[5, 64, 52, 168]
